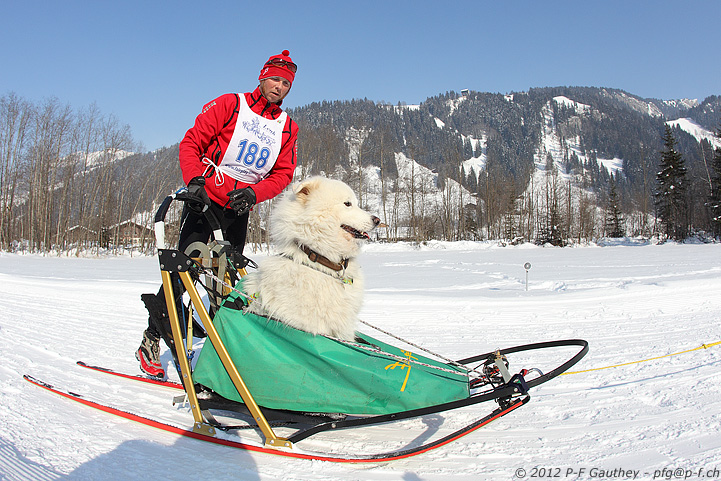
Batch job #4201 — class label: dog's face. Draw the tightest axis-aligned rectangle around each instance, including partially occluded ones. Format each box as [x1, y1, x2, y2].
[271, 177, 380, 260]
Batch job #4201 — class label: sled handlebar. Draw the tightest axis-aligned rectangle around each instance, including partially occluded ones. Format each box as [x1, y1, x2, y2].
[153, 188, 225, 249]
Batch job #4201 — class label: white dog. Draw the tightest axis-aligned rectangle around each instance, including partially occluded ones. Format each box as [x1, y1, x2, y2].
[242, 177, 380, 341]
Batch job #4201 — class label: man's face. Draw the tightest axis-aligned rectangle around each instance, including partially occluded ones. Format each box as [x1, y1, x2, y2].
[260, 77, 291, 104]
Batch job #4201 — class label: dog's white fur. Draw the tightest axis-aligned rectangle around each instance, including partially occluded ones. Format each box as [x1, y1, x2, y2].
[242, 177, 378, 340]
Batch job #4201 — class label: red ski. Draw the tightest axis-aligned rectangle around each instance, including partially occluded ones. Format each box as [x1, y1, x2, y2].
[76, 361, 183, 390]
[23, 374, 528, 463]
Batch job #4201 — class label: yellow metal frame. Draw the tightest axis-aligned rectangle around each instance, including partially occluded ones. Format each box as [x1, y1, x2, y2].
[161, 267, 291, 448]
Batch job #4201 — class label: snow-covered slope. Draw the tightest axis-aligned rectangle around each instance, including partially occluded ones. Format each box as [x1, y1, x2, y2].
[667, 118, 721, 149]
[536, 98, 623, 177]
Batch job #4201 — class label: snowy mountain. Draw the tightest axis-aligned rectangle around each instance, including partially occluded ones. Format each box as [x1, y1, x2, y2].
[291, 87, 719, 191]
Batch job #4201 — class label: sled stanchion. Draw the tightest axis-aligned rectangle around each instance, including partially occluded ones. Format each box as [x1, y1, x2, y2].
[178, 267, 292, 449]
[157, 247, 290, 449]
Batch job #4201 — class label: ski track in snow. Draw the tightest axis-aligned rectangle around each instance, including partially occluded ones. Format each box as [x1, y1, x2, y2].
[1, 242, 720, 480]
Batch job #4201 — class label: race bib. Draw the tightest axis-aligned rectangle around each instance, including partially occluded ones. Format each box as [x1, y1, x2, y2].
[216, 96, 287, 184]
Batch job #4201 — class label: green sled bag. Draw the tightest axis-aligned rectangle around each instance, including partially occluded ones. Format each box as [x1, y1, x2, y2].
[192, 281, 469, 415]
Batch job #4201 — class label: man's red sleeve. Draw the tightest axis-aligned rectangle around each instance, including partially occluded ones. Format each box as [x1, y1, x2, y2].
[178, 94, 236, 186]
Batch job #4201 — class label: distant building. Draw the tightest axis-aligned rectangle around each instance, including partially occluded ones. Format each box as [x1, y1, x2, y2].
[109, 220, 154, 247]
[66, 225, 98, 244]
[461, 89, 470, 97]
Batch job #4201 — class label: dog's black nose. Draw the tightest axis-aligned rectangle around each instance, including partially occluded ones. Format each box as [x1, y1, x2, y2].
[371, 216, 380, 226]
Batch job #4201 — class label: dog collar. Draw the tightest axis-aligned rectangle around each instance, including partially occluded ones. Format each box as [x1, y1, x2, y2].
[299, 244, 349, 272]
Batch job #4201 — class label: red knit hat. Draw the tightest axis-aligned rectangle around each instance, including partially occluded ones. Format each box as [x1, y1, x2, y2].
[259, 50, 296, 85]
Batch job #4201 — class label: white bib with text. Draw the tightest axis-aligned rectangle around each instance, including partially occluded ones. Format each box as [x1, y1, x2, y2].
[215, 95, 287, 185]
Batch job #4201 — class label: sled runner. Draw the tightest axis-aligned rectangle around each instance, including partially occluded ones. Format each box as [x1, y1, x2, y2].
[27, 188, 589, 460]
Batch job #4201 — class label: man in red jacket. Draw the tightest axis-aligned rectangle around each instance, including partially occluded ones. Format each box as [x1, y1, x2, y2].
[137, 50, 299, 379]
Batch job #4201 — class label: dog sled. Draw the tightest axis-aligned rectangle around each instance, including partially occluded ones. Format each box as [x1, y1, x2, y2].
[149, 188, 589, 458]
[27, 188, 589, 462]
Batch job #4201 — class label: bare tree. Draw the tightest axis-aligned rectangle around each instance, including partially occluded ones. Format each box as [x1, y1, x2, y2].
[72, 103, 102, 254]
[0, 93, 32, 250]
[24, 98, 73, 251]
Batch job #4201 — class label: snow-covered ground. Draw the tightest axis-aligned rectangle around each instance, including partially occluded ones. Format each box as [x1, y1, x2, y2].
[1, 240, 720, 480]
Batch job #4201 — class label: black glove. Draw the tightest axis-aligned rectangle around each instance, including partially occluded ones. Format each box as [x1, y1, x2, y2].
[186, 176, 211, 214]
[227, 187, 256, 215]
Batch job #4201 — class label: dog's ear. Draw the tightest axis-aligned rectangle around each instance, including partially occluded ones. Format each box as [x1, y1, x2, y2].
[293, 177, 321, 204]
[295, 185, 311, 205]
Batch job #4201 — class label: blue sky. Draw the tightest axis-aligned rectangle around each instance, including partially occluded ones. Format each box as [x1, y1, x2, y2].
[1, 0, 719, 151]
